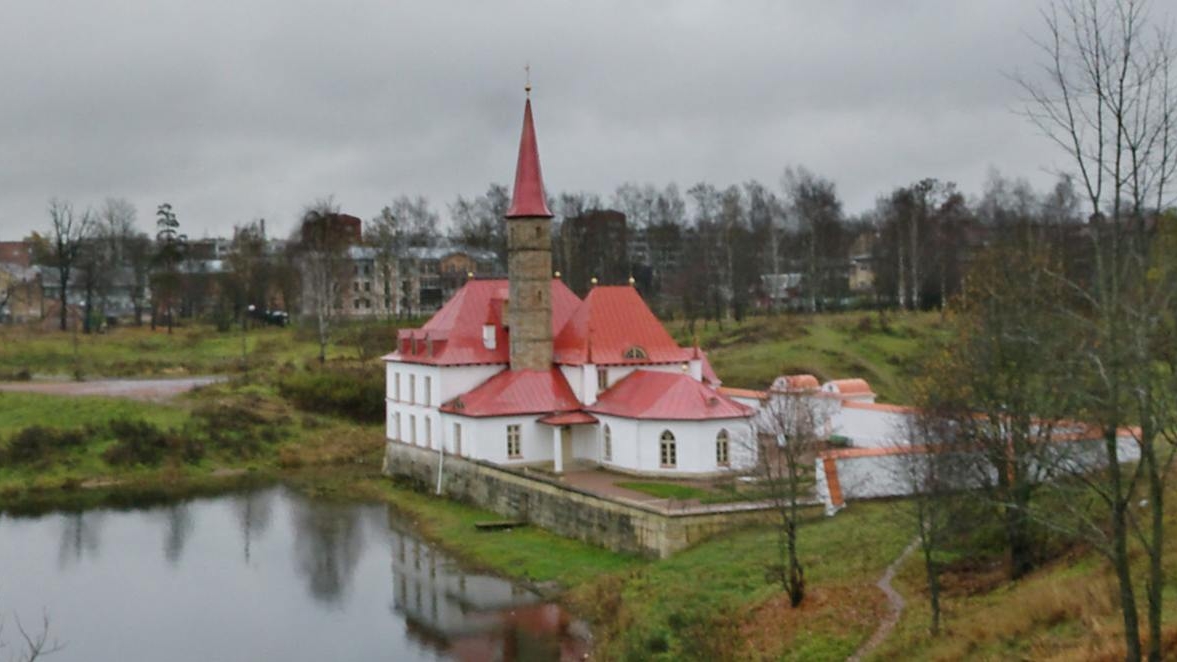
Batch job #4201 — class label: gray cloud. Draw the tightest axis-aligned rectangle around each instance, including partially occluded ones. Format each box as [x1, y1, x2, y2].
[1, 0, 1064, 239]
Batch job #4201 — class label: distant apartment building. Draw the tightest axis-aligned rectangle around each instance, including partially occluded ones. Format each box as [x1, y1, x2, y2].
[0, 263, 43, 323]
[0, 241, 33, 268]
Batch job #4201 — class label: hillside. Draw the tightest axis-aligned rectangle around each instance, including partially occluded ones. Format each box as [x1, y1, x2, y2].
[668, 311, 945, 403]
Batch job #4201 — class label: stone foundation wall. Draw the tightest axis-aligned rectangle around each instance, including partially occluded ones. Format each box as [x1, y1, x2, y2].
[383, 441, 773, 558]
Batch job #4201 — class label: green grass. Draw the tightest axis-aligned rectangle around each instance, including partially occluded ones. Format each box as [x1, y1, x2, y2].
[0, 391, 189, 430]
[670, 311, 946, 402]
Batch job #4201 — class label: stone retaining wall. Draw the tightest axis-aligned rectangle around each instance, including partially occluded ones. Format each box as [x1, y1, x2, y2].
[383, 441, 774, 558]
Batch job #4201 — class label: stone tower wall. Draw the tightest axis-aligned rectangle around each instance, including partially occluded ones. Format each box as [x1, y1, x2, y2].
[507, 216, 553, 370]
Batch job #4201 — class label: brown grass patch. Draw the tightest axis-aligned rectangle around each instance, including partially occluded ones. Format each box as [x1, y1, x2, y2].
[738, 583, 886, 660]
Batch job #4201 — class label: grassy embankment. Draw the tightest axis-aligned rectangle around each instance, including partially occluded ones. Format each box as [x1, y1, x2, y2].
[0, 322, 399, 496]
[669, 310, 944, 402]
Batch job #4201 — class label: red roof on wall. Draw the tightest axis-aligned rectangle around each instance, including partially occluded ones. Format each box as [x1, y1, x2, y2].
[824, 378, 873, 396]
[586, 370, 753, 420]
[553, 286, 691, 365]
[388, 279, 581, 365]
[440, 368, 580, 417]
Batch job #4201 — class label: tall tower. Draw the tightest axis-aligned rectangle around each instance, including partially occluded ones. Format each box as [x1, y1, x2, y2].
[505, 92, 554, 371]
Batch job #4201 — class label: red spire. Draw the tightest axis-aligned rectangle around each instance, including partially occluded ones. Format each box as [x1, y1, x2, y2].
[506, 97, 553, 218]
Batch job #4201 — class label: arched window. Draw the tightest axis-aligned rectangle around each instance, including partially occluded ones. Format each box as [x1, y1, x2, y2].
[659, 430, 677, 468]
[716, 429, 730, 467]
[623, 346, 648, 360]
[603, 425, 612, 462]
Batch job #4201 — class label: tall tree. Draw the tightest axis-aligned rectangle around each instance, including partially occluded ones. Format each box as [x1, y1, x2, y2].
[43, 198, 95, 332]
[782, 168, 844, 311]
[296, 198, 351, 364]
[1016, 1, 1177, 658]
[152, 203, 186, 334]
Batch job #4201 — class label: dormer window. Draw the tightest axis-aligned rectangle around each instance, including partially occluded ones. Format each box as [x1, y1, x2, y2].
[623, 346, 648, 360]
[482, 324, 497, 350]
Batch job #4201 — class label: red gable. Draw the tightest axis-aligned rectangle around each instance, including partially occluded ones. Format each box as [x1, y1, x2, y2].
[389, 279, 580, 365]
[440, 368, 580, 417]
[587, 370, 753, 421]
[553, 286, 690, 365]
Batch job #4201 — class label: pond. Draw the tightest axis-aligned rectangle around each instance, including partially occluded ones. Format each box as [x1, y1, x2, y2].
[0, 486, 586, 661]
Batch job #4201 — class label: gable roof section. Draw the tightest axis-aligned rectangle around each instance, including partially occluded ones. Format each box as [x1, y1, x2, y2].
[553, 286, 689, 365]
[587, 370, 753, 420]
[389, 278, 580, 365]
[440, 368, 580, 417]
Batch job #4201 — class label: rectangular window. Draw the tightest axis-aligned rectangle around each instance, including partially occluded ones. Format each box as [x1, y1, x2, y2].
[424, 376, 432, 406]
[364, 282, 371, 292]
[597, 367, 608, 393]
[394, 373, 401, 401]
[453, 423, 463, 456]
[425, 418, 432, 448]
[394, 412, 401, 441]
[410, 415, 417, 444]
[603, 427, 612, 462]
[507, 424, 522, 459]
[409, 375, 416, 405]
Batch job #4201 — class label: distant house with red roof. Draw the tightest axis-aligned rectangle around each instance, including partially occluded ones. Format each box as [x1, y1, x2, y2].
[384, 93, 754, 476]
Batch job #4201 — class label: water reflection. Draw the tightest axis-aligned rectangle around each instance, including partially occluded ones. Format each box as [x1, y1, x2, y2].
[387, 517, 584, 661]
[0, 486, 584, 661]
[57, 511, 102, 568]
[290, 497, 365, 605]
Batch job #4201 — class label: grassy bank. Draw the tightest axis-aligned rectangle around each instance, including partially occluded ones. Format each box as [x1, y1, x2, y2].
[669, 311, 944, 402]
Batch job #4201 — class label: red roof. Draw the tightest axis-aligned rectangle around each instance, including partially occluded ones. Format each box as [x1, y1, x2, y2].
[824, 378, 873, 396]
[553, 286, 690, 365]
[587, 370, 753, 420]
[537, 411, 599, 426]
[440, 368, 580, 417]
[505, 98, 553, 218]
[717, 386, 767, 400]
[388, 279, 580, 365]
[771, 374, 820, 392]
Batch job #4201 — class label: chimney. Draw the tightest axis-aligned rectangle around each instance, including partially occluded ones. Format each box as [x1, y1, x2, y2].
[505, 93, 554, 371]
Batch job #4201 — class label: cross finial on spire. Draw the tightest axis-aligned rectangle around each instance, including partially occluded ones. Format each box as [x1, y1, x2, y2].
[524, 63, 531, 98]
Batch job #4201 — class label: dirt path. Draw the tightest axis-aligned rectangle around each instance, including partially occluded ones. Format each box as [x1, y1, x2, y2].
[0, 376, 224, 401]
[847, 537, 919, 662]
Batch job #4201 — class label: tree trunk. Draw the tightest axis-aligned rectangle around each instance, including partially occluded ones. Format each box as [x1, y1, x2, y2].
[1143, 438, 1163, 662]
[1113, 499, 1143, 662]
[58, 271, 69, 332]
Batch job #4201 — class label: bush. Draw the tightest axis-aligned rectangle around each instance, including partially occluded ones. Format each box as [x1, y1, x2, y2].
[1, 426, 86, 465]
[278, 367, 384, 423]
[103, 418, 203, 466]
[187, 401, 279, 458]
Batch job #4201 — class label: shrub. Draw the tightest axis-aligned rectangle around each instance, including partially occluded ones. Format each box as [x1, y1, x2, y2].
[186, 399, 284, 458]
[278, 367, 384, 423]
[102, 418, 202, 466]
[1, 426, 86, 465]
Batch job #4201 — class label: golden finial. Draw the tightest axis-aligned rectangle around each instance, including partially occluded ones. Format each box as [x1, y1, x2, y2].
[524, 63, 532, 98]
[554, 270, 561, 278]
[467, 271, 474, 279]
[628, 276, 636, 286]
[590, 277, 598, 286]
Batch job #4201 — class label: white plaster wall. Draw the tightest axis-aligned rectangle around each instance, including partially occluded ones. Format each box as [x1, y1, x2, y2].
[594, 415, 754, 474]
[449, 415, 554, 465]
[385, 361, 504, 447]
[828, 407, 912, 448]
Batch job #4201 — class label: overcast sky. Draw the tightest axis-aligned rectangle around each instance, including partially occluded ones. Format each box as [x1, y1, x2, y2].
[0, 0, 1070, 240]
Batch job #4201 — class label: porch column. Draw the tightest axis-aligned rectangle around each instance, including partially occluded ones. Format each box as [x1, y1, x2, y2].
[552, 425, 564, 474]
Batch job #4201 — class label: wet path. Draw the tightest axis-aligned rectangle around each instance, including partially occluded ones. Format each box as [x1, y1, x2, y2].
[0, 376, 223, 401]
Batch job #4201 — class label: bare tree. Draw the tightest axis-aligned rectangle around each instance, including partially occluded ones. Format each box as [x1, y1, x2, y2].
[753, 391, 825, 607]
[0, 610, 63, 662]
[295, 198, 350, 364]
[1016, 1, 1177, 658]
[43, 198, 95, 332]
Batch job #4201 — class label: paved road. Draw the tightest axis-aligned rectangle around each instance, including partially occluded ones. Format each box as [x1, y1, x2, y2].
[0, 376, 224, 401]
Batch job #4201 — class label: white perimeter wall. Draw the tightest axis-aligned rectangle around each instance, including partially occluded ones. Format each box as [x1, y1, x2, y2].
[828, 407, 913, 448]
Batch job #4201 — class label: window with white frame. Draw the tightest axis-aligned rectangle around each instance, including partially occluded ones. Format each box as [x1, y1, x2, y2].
[410, 415, 417, 444]
[597, 367, 608, 393]
[660, 430, 677, 468]
[395, 412, 401, 441]
[716, 429, 730, 466]
[409, 374, 416, 405]
[394, 373, 401, 401]
[603, 425, 612, 462]
[507, 424, 522, 459]
[425, 418, 432, 448]
[454, 423, 463, 456]
[424, 376, 432, 406]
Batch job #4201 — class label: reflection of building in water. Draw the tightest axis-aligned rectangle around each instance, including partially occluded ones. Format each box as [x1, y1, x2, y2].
[387, 518, 585, 661]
